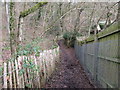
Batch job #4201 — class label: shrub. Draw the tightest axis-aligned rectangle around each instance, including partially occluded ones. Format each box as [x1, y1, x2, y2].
[63, 31, 77, 48]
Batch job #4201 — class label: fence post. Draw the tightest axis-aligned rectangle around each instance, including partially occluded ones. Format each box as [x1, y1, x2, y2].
[93, 35, 99, 84]
[118, 1, 120, 88]
[84, 41, 87, 71]
[118, 31, 120, 88]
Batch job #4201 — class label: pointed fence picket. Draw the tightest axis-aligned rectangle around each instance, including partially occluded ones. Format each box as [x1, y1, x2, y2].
[0, 47, 59, 88]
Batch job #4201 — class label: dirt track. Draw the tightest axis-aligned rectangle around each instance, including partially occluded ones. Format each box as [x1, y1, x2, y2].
[45, 40, 95, 88]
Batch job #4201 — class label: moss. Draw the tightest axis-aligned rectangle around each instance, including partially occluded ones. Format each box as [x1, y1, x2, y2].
[10, 2, 15, 30]
[76, 22, 120, 45]
[86, 35, 94, 42]
[10, 2, 14, 10]
[97, 22, 120, 38]
[77, 35, 94, 45]
[77, 39, 86, 45]
[20, 2, 48, 18]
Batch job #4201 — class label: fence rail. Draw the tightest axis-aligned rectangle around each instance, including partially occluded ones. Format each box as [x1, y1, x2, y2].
[0, 47, 59, 88]
[75, 22, 120, 88]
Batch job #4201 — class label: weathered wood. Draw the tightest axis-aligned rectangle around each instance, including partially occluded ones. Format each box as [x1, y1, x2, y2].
[18, 56, 22, 88]
[34, 55, 41, 88]
[23, 56, 28, 86]
[27, 57, 33, 88]
[38, 55, 41, 83]
[41, 53, 46, 87]
[15, 59, 20, 88]
[75, 22, 120, 88]
[11, 61, 16, 88]
[21, 57, 25, 88]
[3, 62, 7, 88]
[8, 62, 12, 88]
[1, 47, 59, 88]
[44, 53, 49, 79]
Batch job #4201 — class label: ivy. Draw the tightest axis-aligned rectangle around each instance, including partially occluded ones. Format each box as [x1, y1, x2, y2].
[0, 67, 3, 76]
[51, 45, 58, 49]
[17, 42, 41, 56]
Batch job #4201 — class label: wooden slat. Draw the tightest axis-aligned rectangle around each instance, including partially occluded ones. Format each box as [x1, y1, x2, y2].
[18, 56, 22, 88]
[39, 53, 42, 87]
[0, 60, 3, 89]
[8, 62, 12, 88]
[24, 56, 29, 85]
[21, 56, 25, 88]
[27, 57, 32, 88]
[15, 59, 20, 88]
[43, 52, 47, 80]
[44, 54, 49, 79]
[12, 61, 17, 88]
[37, 56, 41, 88]
[41, 53, 45, 87]
[23, 56, 28, 86]
[50, 51, 54, 73]
[34, 55, 41, 88]
[30, 56, 34, 87]
[53, 50, 55, 71]
[3, 62, 7, 88]
[30, 56, 34, 88]
[43, 58, 46, 84]
[26, 66, 30, 87]
[47, 52, 51, 78]
[41, 52, 47, 87]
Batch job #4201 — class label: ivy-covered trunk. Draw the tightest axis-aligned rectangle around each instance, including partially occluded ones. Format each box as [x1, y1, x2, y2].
[9, 2, 16, 57]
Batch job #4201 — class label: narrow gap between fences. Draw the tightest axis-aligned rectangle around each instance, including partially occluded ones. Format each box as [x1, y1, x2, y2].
[45, 40, 95, 88]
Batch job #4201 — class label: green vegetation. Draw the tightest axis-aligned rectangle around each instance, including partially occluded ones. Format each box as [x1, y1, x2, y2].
[19, 58, 39, 76]
[99, 23, 105, 30]
[0, 67, 3, 76]
[63, 31, 80, 48]
[51, 44, 58, 49]
[17, 38, 42, 56]
[9, 2, 16, 56]
[19, 57, 39, 88]
[97, 22, 120, 38]
[77, 22, 120, 45]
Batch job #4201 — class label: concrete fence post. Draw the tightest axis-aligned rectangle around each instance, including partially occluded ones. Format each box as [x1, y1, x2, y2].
[84, 41, 87, 70]
[117, 1, 120, 88]
[93, 35, 99, 83]
[118, 26, 120, 88]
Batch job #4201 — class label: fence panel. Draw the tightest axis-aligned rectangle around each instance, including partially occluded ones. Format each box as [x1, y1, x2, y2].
[97, 33, 119, 88]
[75, 22, 120, 88]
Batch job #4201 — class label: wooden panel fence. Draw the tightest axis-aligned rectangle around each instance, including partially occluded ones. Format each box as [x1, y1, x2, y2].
[0, 47, 59, 88]
[75, 22, 120, 88]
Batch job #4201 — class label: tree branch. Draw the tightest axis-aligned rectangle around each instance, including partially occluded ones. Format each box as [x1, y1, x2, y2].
[20, 2, 48, 18]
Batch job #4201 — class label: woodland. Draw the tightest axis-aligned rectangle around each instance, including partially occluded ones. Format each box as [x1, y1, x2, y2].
[0, 1, 119, 88]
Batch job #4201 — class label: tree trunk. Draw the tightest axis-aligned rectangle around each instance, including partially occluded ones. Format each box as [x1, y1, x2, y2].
[5, 2, 10, 34]
[9, 2, 16, 56]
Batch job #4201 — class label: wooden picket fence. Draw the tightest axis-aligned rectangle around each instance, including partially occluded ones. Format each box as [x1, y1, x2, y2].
[0, 47, 59, 88]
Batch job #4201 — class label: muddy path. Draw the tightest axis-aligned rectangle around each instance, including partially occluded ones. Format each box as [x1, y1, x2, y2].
[45, 40, 95, 88]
